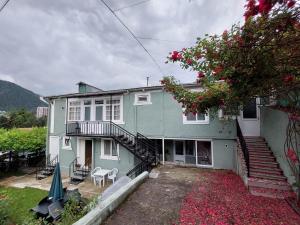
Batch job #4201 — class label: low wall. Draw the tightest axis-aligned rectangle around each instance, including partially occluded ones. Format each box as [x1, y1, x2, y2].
[73, 171, 149, 225]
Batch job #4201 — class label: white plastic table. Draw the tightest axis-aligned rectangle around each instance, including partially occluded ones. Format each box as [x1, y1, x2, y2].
[93, 169, 111, 187]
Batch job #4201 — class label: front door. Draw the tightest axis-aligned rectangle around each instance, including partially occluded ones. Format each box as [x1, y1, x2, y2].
[238, 98, 260, 136]
[85, 140, 92, 167]
[174, 140, 185, 163]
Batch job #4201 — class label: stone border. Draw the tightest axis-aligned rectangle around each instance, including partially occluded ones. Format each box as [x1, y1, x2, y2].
[73, 171, 149, 225]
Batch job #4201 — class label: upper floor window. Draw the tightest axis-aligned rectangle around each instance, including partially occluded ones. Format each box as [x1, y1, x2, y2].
[183, 111, 209, 124]
[69, 101, 81, 121]
[134, 93, 151, 105]
[105, 99, 121, 121]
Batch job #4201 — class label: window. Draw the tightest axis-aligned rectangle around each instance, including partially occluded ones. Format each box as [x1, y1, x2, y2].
[105, 99, 121, 121]
[95, 99, 103, 121]
[68, 101, 81, 121]
[185, 140, 195, 156]
[62, 136, 72, 150]
[183, 111, 209, 124]
[134, 93, 151, 105]
[101, 139, 119, 160]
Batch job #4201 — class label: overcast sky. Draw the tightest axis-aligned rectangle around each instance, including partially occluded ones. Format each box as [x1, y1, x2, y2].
[0, 0, 245, 96]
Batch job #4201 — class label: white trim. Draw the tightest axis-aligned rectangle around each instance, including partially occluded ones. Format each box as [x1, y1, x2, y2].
[196, 140, 214, 168]
[162, 138, 165, 165]
[134, 92, 152, 105]
[100, 138, 120, 160]
[182, 111, 209, 125]
[62, 136, 72, 150]
[50, 100, 55, 133]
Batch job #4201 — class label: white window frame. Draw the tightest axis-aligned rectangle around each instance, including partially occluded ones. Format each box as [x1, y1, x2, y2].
[68, 100, 81, 121]
[100, 139, 120, 160]
[134, 92, 152, 105]
[67, 96, 124, 124]
[183, 111, 209, 124]
[62, 136, 72, 150]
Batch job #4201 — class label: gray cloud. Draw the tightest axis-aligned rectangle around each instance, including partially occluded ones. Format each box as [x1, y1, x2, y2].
[0, 0, 245, 96]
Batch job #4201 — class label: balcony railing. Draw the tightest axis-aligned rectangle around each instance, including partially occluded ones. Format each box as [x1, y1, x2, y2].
[66, 121, 112, 136]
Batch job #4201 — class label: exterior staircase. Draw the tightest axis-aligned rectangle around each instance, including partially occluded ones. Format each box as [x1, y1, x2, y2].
[36, 155, 58, 180]
[244, 136, 294, 198]
[67, 121, 159, 183]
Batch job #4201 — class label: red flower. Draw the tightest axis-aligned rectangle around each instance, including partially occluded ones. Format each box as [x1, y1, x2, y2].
[194, 52, 202, 60]
[287, 148, 299, 163]
[287, 0, 296, 8]
[197, 72, 205, 79]
[186, 58, 193, 65]
[258, 0, 272, 14]
[198, 96, 204, 101]
[170, 51, 182, 61]
[283, 74, 295, 83]
[213, 65, 224, 75]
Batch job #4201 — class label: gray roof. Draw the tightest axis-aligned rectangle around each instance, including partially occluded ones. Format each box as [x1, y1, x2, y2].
[46, 83, 200, 100]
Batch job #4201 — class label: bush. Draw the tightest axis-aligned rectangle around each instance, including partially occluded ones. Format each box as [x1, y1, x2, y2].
[0, 127, 46, 152]
[0, 198, 10, 225]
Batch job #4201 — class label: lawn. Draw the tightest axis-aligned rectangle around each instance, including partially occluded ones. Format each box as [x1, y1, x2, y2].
[0, 186, 47, 224]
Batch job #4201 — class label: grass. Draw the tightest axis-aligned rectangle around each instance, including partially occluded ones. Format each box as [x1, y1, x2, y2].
[0, 186, 47, 224]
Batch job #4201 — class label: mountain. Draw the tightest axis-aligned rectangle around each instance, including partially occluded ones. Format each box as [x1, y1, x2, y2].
[0, 80, 48, 112]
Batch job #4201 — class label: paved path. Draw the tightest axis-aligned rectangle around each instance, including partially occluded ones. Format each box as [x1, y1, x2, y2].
[104, 165, 200, 225]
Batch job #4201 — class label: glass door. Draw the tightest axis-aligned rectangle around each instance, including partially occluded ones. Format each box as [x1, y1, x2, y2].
[174, 140, 185, 163]
[196, 141, 212, 167]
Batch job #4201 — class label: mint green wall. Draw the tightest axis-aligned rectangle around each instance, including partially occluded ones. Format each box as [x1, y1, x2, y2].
[122, 90, 236, 139]
[260, 107, 299, 184]
[47, 89, 237, 173]
[93, 139, 136, 177]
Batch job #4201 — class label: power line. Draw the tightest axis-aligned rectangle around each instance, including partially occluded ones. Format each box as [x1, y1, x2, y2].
[97, 0, 163, 75]
[0, 0, 11, 13]
[136, 36, 186, 43]
[113, 0, 151, 12]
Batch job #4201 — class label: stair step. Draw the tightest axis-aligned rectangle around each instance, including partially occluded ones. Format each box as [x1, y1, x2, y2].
[248, 178, 292, 191]
[250, 172, 287, 181]
[249, 153, 275, 158]
[250, 168, 282, 176]
[249, 186, 294, 199]
[249, 152, 273, 157]
[71, 175, 85, 181]
[37, 174, 48, 180]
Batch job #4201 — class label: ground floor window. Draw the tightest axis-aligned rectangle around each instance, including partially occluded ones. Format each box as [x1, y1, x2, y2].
[101, 139, 119, 160]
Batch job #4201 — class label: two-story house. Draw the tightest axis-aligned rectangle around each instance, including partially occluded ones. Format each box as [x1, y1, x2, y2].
[44, 82, 238, 180]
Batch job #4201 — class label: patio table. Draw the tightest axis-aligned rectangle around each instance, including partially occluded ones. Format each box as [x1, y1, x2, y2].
[93, 169, 111, 187]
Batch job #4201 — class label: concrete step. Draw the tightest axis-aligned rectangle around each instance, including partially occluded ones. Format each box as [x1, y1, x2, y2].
[250, 172, 287, 182]
[250, 167, 283, 176]
[37, 174, 48, 180]
[249, 186, 294, 199]
[248, 177, 292, 191]
[71, 175, 85, 181]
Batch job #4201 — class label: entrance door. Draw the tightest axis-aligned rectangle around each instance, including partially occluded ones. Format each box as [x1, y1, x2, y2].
[49, 136, 59, 160]
[174, 140, 185, 163]
[196, 141, 212, 167]
[237, 98, 260, 136]
[85, 140, 92, 167]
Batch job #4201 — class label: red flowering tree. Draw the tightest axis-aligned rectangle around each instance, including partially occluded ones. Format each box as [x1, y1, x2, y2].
[162, 0, 300, 116]
[162, 0, 300, 203]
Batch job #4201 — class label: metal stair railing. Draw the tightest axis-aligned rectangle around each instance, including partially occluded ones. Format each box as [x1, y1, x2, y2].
[236, 119, 250, 176]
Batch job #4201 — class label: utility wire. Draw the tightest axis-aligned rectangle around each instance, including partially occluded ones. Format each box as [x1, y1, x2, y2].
[98, 0, 163, 75]
[113, 0, 151, 12]
[136, 36, 186, 43]
[0, 0, 10, 13]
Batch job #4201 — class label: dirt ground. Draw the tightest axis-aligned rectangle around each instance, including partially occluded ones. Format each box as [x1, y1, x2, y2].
[104, 165, 202, 225]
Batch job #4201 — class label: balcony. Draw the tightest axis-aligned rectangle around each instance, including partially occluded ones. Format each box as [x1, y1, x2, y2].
[66, 121, 113, 137]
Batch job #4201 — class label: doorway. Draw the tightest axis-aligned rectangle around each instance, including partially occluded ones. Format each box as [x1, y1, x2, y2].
[85, 140, 92, 167]
[174, 140, 185, 163]
[196, 141, 212, 167]
[238, 98, 261, 136]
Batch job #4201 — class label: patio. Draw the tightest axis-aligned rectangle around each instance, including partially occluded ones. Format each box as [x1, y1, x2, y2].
[104, 165, 300, 225]
[0, 172, 108, 199]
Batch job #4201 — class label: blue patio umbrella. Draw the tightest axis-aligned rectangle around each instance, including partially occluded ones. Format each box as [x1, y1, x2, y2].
[48, 162, 64, 201]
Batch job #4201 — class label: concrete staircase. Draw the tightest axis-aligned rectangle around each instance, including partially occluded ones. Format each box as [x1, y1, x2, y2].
[245, 136, 295, 199]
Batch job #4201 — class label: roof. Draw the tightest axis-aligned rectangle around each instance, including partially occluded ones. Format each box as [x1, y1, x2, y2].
[46, 83, 200, 100]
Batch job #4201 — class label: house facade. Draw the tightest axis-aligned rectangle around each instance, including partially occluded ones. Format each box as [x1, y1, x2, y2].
[46, 82, 240, 178]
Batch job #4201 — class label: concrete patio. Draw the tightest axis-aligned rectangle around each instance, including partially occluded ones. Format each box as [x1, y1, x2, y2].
[0, 172, 109, 199]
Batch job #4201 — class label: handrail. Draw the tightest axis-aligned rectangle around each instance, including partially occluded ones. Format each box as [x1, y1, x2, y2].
[69, 157, 77, 178]
[126, 161, 151, 179]
[236, 119, 250, 176]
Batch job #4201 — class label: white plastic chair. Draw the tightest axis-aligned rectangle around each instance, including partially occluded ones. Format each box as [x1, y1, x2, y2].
[94, 175, 104, 187]
[91, 167, 102, 184]
[108, 168, 118, 183]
